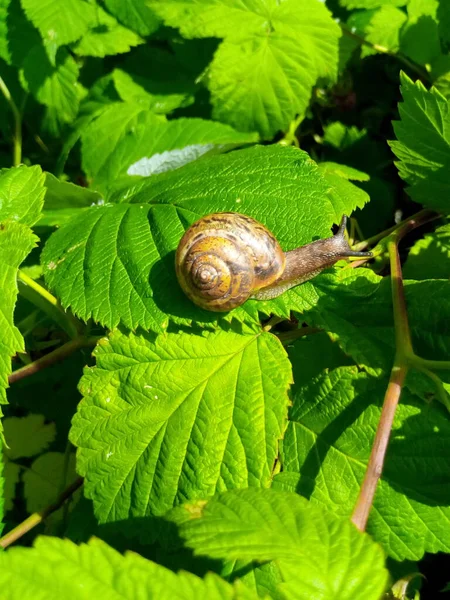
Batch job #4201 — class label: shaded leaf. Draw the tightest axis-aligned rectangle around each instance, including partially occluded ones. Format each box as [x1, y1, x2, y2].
[178, 488, 389, 600]
[3, 415, 55, 460]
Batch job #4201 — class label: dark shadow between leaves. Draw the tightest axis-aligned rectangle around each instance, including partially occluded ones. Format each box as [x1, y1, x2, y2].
[66, 496, 222, 577]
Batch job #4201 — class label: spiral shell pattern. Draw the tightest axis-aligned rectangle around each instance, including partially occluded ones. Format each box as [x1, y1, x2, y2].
[176, 213, 285, 311]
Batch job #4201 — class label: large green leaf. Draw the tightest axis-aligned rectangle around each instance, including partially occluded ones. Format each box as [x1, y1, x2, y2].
[82, 112, 258, 194]
[403, 222, 450, 280]
[72, 5, 142, 57]
[42, 145, 355, 332]
[20, 45, 80, 124]
[302, 269, 450, 383]
[0, 536, 256, 599]
[0, 222, 37, 407]
[149, 0, 340, 138]
[0, 165, 45, 226]
[340, 0, 406, 7]
[276, 366, 450, 561]
[70, 329, 292, 522]
[178, 488, 389, 600]
[20, 0, 97, 59]
[104, 0, 160, 36]
[390, 73, 450, 213]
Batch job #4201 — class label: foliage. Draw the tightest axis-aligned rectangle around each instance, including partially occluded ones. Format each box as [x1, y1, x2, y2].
[0, 0, 449, 598]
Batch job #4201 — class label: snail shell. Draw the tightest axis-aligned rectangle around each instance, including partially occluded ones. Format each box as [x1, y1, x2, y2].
[175, 213, 285, 312]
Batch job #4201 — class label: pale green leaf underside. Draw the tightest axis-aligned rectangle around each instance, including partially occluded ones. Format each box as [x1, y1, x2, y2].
[70, 329, 291, 522]
[43, 145, 344, 332]
[0, 536, 255, 599]
[84, 113, 259, 194]
[277, 366, 450, 561]
[179, 488, 389, 600]
[390, 73, 450, 213]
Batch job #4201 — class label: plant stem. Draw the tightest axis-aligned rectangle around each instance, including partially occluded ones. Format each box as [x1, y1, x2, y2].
[8, 336, 99, 385]
[0, 75, 22, 166]
[0, 477, 83, 549]
[277, 326, 321, 344]
[351, 214, 418, 531]
[351, 360, 407, 531]
[352, 209, 437, 252]
[18, 271, 80, 340]
[341, 25, 429, 81]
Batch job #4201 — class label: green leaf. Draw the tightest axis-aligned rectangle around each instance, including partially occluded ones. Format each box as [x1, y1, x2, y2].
[70, 329, 292, 522]
[340, 0, 406, 7]
[3, 459, 20, 512]
[112, 69, 193, 113]
[178, 488, 389, 600]
[72, 5, 143, 57]
[149, 0, 340, 138]
[85, 114, 258, 193]
[400, 0, 441, 66]
[0, 165, 46, 226]
[318, 162, 370, 218]
[42, 145, 342, 332]
[303, 269, 450, 382]
[23, 452, 79, 513]
[403, 222, 450, 280]
[3, 415, 56, 459]
[0, 536, 257, 599]
[276, 366, 450, 561]
[40, 172, 102, 227]
[438, 0, 450, 45]
[348, 6, 407, 58]
[20, 0, 97, 60]
[0, 222, 37, 409]
[104, 0, 160, 36]
[390, 73, 450, 213]
[21, 45, 81, 124]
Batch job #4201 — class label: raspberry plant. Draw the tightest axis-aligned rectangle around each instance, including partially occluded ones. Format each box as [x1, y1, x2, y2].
[0, 0, 449, 598]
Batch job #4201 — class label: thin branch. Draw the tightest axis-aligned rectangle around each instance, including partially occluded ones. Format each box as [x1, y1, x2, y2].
[352, 209, 438, 253]
[341, 24, 429, 81]
[0, 477, 83, 549]
[0, 75, 22, 166]
[351, 213, 421, 531]
[8, 336, 99, 385]
[18, 271, 80, 340]
[277, 326, 321, 345]
[351, 360, 407, 531]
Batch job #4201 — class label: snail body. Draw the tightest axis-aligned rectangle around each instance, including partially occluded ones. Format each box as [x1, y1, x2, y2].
[175, 212, 371, 312]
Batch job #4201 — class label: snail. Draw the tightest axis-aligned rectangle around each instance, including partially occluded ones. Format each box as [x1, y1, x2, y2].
[175, 212, 372, 312]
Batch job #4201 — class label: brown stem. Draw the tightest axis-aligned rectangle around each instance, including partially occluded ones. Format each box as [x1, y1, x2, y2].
[351, 361, 407, 531]
[8, 336, 99, 385]
[351, 213, 422, 531]
[0, 477, 83, 549]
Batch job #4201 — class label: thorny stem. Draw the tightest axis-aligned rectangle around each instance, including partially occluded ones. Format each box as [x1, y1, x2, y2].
[0, 477, 83, 549]
[8, 336, 100, 385]
[18, 270, 81, 340]
[341, 25, 429, 82]
[0, 75, 22, 166]
[351, 211, 450, 531]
